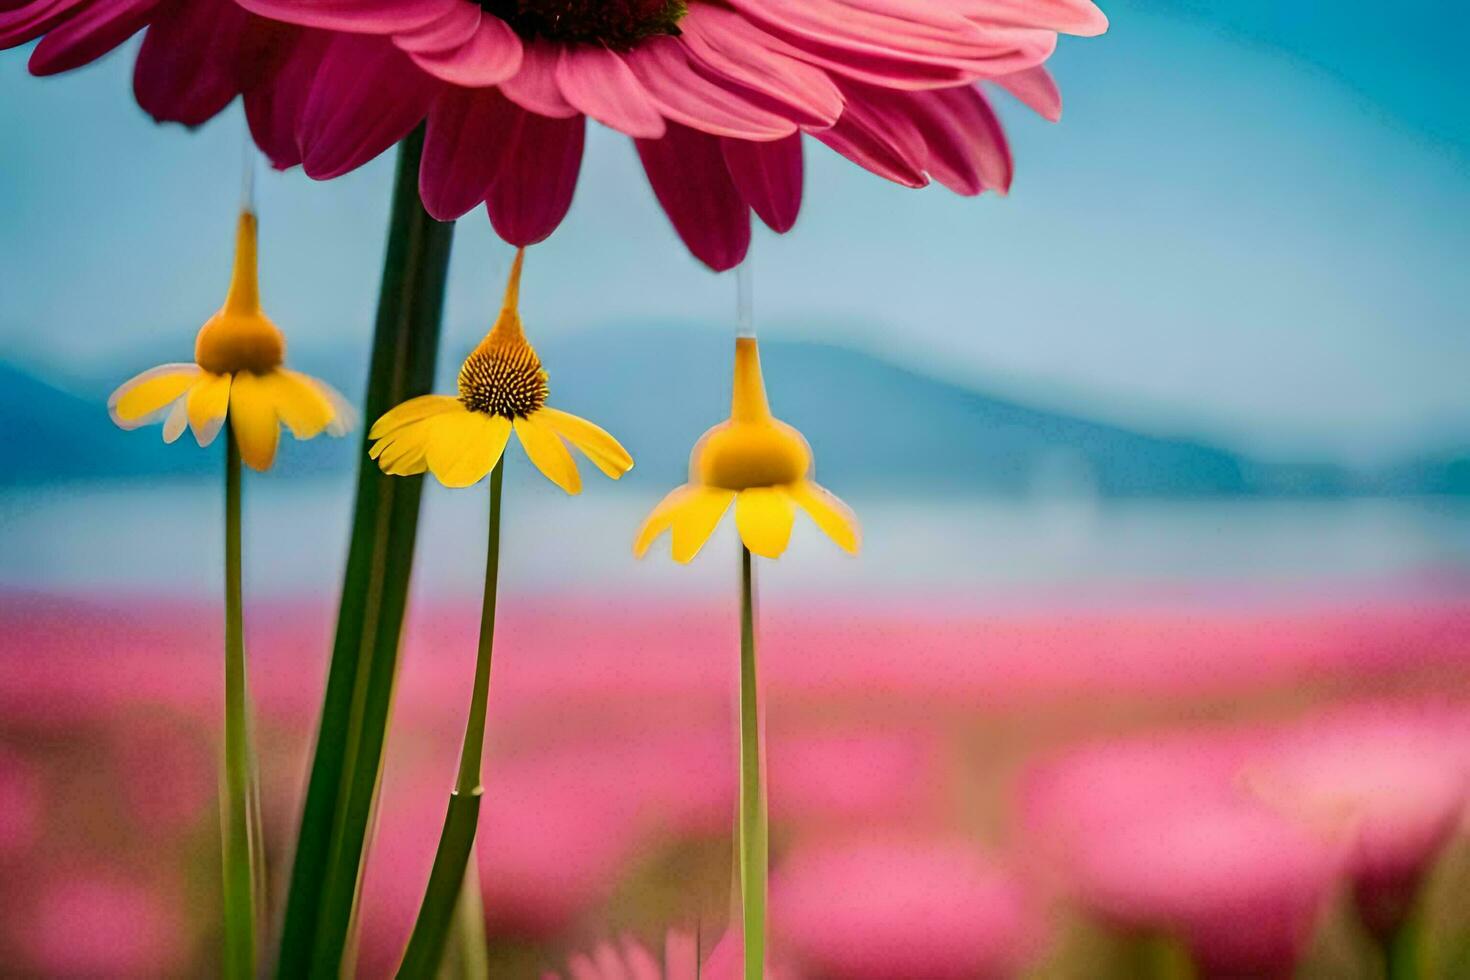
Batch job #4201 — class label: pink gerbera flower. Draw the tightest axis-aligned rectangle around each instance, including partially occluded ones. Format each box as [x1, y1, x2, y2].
[234, 0, 1108, 268]
[0, 0, 299, 128]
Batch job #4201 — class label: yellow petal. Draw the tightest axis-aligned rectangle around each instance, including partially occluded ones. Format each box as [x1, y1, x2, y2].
[380, 433, 431, 476]
[162, 397, 189, 444]
[370, 394, 461, 439]
[266, 371, 334, 439]
[426, 409, 510, 488]
[671, 486, 736, 563]
[109, 364, 199, 428]
[785, 480, 861, 555]
[736, 486, 796, 559]
[229, 372, 280, 471]
[187, 372, 232, 447]
[514, 414, 581, 495]
[634, 485, 696, 558]
[534, 407, 633, 479]
[308, 375, 357, 437]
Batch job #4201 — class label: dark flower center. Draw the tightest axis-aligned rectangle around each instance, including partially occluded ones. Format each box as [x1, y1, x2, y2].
[479, 0, 687, 50]
[458, 341, 549, 419]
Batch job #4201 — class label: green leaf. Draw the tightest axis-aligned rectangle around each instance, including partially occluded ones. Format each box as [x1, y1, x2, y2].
[276, 126, 454, 978]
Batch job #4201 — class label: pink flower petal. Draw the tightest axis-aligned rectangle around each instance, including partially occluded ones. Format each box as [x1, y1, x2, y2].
[390, 0, 477, 53]
[555, 44, 665, 139]
[728, 0, 1056, 88]
[814, 82, 929, 188]
[676, 5, 844, 130]
[959, 0, 1108, 37]
[992, 64, 1061, 122]
[896, 83, 1012, 195]
[26, 0, 158, 75]
[297, 33, 440, 181]
[636, 122, 752, 272]
[625, 39, 798, 142]
[485, 108, 585, 247]
[499, 39, 578, 118]
[721, 134, 803, 233]
[419, 85, 517, 221]
[244, 29, 327, 170]
[236, 0, 452, 34]
[409, 14, 521, 87]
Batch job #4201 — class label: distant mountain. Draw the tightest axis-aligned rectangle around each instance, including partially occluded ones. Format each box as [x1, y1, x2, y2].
[3, 327, 1464, 497]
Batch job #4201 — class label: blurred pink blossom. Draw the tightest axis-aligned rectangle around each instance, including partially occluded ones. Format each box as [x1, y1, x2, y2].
[1245, 704, 1470, 935]
[22, 871, 185, 977]
[1022, 733, 1343, 977]
[549, 929, 750, 980]
[0, 748, 41, 859]
[772, 835, 1036, 979]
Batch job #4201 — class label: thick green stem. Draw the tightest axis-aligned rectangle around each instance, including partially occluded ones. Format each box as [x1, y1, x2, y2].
[277, 125, 454, 978]
[738, 547, 767, 980]
[443, 851, 489, 980]
[1385, 918, 1420, 980]
[399, 461, 504, 979]
[222, 426, 260, 980]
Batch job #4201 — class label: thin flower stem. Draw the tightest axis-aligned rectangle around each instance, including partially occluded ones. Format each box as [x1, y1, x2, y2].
[398, 460, 504, 979]
[738, 546, 767, 980]
[277, 125, 453, 978]
[222, 426, 260, 980]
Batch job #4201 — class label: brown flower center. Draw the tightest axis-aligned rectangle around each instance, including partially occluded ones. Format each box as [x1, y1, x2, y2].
[478, 0, 687, 50]
[458, 337, 549, 419]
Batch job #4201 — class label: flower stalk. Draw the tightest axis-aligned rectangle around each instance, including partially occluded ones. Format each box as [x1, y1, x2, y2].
[277, 125, 454, 977]
[221, 425, 262, 980]
[738, 546, 768, 980]
[399, 460, 504, 978]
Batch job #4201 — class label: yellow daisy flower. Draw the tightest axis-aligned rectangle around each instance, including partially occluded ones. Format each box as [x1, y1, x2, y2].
[634, 336, 860, 562]
[367, 248, 633, 492]
[107, 210, 352, 471]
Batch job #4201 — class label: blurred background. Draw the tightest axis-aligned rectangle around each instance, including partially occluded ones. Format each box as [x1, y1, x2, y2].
[2, 0, 1469, 977]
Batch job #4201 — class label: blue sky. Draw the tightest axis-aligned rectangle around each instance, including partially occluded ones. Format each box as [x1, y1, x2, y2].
[1, 0, 1467, 465]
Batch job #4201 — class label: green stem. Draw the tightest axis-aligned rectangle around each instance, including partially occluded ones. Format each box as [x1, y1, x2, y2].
[738, 547, 767, 980]
[277, 125, 454, 978]
[442, 850, 489, 980]
[222, 426, 260, 980]
[1385, 918, 1420, 980]
[399, 461, 504, 979]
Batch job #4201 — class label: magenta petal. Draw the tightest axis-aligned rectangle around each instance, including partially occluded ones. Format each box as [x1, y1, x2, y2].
[625, 39, 796, 142]
[637, 122, 751, 272]
[555, 45, 665, 139]
[721, 134, 803, 234]
[297, 33, 440, 181]
[993, 64, 1061, 121]
[27, 0, 158, 75]
[896, 84, 1012, 195]
[420, 86, 517, 221]
[484, 107, 585, 246]
[499, 39, 578, 118]
[0, 0, 92, 50]
[409, 15, 521, 87]
[244, 29, 326, 170]
[133, 0, 255, 127]
[814, 84, 929, 188]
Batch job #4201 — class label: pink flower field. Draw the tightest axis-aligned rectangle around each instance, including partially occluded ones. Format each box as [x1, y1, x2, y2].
[3, 588, 1468, 977]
